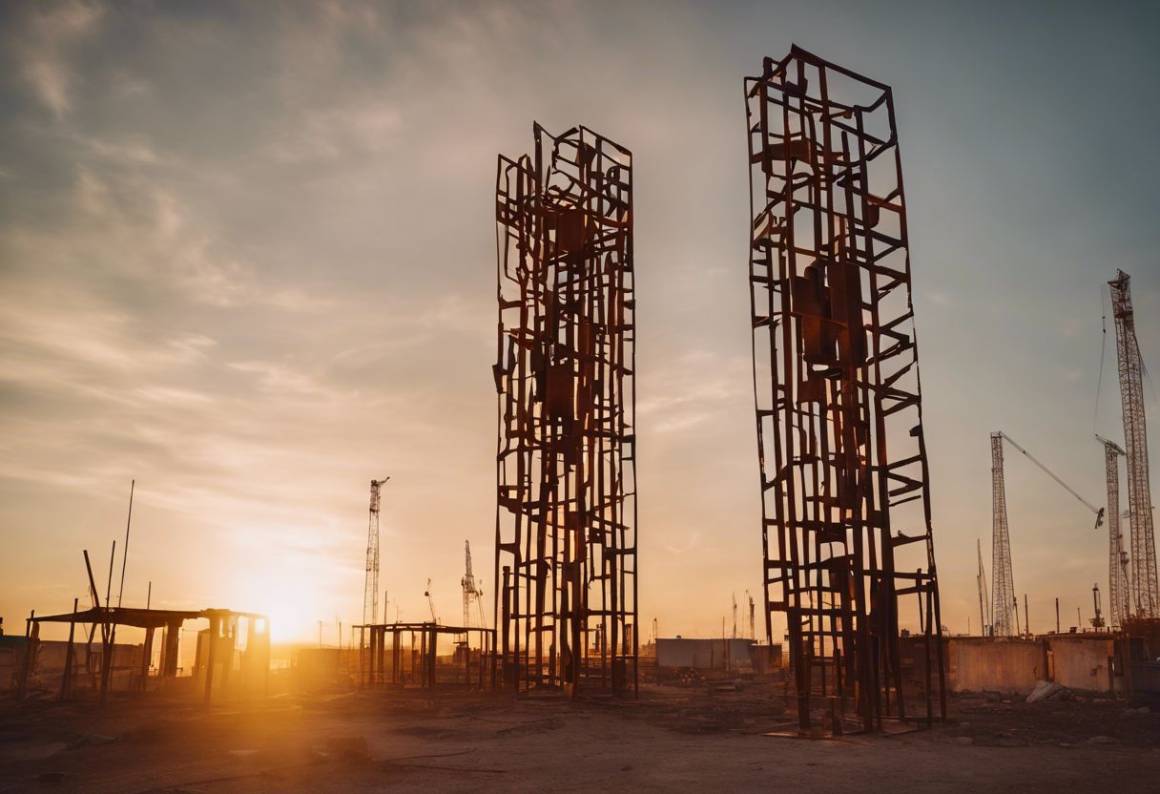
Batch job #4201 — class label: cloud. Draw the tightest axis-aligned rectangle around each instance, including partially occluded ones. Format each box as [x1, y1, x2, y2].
[11, 1, 104, 118]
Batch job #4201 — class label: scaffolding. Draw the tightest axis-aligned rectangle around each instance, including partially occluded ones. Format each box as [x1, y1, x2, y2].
[745, 46, 945, 732]
[493, 123, 638, 696]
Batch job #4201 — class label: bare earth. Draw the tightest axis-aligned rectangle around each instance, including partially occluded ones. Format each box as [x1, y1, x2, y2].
[2, 684, 1159, 792]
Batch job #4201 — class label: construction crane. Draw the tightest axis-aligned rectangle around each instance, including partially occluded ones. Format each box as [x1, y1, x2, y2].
[1096, 435, 1131, 626]
[461, 540, 484, 628]
[362, 477, 389, 626]
[976, 539, 990, 636]
[990, 432, 1104, 636]
[1091, 583, 1105, 629]
[424, 578, 437, 622]
[1109, 270, 1158, 617]
[746, 590, 756, 640]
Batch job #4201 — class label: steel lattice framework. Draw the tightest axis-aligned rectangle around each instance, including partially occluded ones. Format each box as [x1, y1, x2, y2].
[493, 124, 638, 696]
[362, 478, 387, 626]
[990, 433, 1017, 636]
[1099, 437, 1130, 627]
[745, 47, 945, 731]
[1110, 269, 1158, 618]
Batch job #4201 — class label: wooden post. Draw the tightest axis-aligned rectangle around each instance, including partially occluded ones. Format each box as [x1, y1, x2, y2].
[140, 627, 155, 693]
[204, 615, 219, 705]
[60, 599, 79, 700]
[17, 611, 36, 698]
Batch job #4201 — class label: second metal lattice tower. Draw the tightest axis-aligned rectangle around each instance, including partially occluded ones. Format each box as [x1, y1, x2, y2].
[746, 46, 946, 731]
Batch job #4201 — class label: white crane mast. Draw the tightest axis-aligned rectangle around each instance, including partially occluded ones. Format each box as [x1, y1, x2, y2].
[1109, 270, 1158, 617]
[363, 477, 389, 626]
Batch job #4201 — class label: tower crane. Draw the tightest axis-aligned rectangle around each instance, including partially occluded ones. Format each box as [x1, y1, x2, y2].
[461, 540, 485, 628]
[746, 590, 756, 640]
[363, 477, 389, 626]
[1096, 435, 1131, 626]
[990, 432, 1104, 636]
[424, 578, 437, 623]
[1109, 270, 1158, 617]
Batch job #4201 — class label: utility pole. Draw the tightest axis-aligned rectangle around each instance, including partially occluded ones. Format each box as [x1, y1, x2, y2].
[976, 539, 990, 636]
[731, 593, 737, 639]
[1055, 597, 1060, 634]
[1109, 270, 1157, 617]
[1023, 594, 1030, 638]
[117, 480, 135, 608]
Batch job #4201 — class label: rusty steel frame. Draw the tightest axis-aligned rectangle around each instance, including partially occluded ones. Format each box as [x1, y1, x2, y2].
[492, 123, 638, 697]
[745, 46, 946, 731]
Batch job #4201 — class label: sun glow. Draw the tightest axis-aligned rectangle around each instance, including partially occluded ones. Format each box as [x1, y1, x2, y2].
[232, 567, 330, 643]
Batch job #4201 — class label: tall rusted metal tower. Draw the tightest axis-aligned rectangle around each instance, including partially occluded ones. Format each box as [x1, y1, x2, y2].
[1109, 270, 1158, 618]
[493, 124, 638, 696]
[990, 433, 1017, 636]
[745, 46, 945, 731]
[1097, 435, 1131, 626]
[363, 478, 388, 626]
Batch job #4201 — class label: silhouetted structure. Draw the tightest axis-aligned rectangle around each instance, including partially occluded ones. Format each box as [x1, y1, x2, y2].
[493, 124, 638, 696]
[744, 46, 945, 731]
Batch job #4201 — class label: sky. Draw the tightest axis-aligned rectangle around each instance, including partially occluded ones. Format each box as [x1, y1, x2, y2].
[1, 0, 1158, 645]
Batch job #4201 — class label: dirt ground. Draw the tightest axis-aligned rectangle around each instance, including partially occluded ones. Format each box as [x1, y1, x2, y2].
[2, 682, 1159, 792]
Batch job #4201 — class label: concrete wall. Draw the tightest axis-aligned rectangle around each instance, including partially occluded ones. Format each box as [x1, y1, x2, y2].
[948, 635, 1125, 694]
[947, 637, 1044, 693]
[1049, 636, 1114, 692]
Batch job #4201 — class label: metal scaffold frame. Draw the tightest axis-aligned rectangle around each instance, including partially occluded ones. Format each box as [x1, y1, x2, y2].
[745, 46, 946, 732]
[493, 123, 638, 697]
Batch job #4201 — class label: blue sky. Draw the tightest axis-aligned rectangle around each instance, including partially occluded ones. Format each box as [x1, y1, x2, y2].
[1, 0, 1157, 641]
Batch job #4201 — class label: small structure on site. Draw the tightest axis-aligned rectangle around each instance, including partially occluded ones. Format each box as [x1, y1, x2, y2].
[356, 621, 495, 690]
[13, 605, 269, 704]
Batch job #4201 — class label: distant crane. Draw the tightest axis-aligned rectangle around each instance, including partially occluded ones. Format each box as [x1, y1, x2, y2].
[746, 590, 756, 640]
[461, 540, 485, 628]
[1109, 270, 1158, 617]
[990, 432, 1104, 636]
[976, 539, 990, 636]
[1096, 435, 1131, 626]
[362, 478, 389, 626]
[731, 593, 738, 639]
[424, 578, 437, 622]
[1091, 583, 1105, 629]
